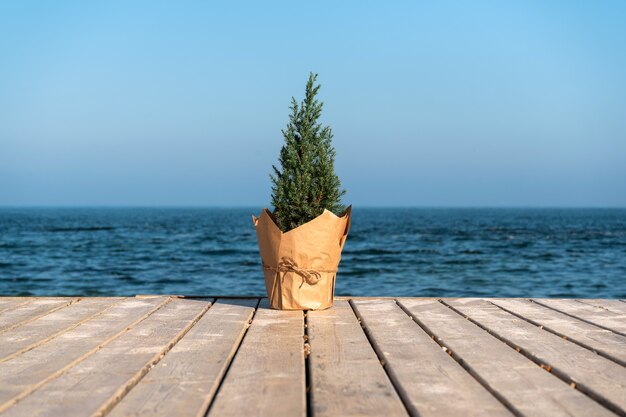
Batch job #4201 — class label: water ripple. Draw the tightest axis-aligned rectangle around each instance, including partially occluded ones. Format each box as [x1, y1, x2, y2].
[0, 207, 624, 298]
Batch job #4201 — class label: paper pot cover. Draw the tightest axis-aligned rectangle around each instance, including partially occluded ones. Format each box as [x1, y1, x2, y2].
[252, 206, 351, 310]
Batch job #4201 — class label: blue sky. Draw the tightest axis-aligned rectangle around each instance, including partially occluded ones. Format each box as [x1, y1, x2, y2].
[1, 1, 625, 206]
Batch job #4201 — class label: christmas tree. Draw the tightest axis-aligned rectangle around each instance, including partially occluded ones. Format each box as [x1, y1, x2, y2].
[270, 73, 346, 232]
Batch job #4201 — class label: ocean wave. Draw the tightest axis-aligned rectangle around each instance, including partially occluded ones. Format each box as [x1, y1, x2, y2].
[47, 226, 115, 232]
[1, 207, 624, 298]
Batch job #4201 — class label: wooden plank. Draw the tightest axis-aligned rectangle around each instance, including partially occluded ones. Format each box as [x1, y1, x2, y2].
[446, 298, 626, 415]
[0, 296, 168, 411]
[533, 299, 626, 336]
[107, 298, 256, 417]
[0, 298, 78, 333]
[1, 298, 210, 417]
[0, 298, 34, 314]
[351, 299, 512, 417]
[307, 300, 408, 417]
[207, 300, 305, 417]
[399, 298, 616, 417]
[0, 297, 124, 362]
[491, 298, 626, 366]
[577, 299, 626, 315]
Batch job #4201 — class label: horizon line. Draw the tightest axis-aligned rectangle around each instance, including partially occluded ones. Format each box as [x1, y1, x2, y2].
[1, 205, 625, 210]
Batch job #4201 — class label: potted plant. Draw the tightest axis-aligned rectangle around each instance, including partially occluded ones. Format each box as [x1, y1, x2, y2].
[253, 73, 351, 310]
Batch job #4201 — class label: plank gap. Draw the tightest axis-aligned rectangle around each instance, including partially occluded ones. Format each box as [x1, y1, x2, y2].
[0, 297, 173, 414]
[581, 299, 626, 315]
[489, 300, 626, 367]
[0, 299, 35, 315]
[0, 298, 127, 364]
[348, 299, 417, 417]
[0, 298, 80, 335]
[303, 312, 313, 417]
[91, 299, 216, 417]
[202, 298, 261, 417]
[531, 300, 626, 338]
[439, 300, 625, 417]
[395, 300, 524, 417]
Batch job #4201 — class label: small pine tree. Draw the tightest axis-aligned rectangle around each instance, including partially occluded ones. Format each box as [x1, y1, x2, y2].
[270, 73, 346, 232]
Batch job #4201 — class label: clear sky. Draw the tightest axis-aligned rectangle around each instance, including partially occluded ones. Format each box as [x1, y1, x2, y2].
[1, 1, 625, 207]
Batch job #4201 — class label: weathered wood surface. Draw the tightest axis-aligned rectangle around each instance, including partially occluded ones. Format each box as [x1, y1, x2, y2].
[577, 299, 626, 314]
[0, 296, 623, 417]
[206, 299, 306, 417]
[533, 299, 626, 336]
[3, 299, 210, 417]
[0, 297, 167, 411]
[108, 299, 255, 417]
[445, 298, 626, 415]
[398, 298, 615, 417]
[0, 298, 34, 314]
[0, 298, 123, 362]
[307, 300, 408, 417]
[491, 298, 626, 366]
[0, 298, 78, 334]
[352, 299, 512, 417]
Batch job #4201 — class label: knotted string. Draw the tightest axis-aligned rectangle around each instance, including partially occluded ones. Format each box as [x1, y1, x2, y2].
[263, 257, 337, 288]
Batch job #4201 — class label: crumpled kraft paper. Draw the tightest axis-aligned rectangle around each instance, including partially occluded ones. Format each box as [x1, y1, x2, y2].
[252, 206, 351, 310]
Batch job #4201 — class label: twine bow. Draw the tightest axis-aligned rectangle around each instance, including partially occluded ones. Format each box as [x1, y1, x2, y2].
[263, 257, 337, 288]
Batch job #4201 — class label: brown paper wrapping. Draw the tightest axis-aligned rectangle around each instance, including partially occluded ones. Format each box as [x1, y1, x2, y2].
[252, 206, 351, 310]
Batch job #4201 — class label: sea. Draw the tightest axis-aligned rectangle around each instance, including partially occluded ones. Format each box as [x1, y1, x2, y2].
[0, 208, 624, 298]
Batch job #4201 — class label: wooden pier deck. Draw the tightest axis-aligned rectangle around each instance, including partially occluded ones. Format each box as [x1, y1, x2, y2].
[0, 296, 624, 417]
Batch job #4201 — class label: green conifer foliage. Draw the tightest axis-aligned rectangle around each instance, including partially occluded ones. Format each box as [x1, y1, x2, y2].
[270, 73, 346, 232]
